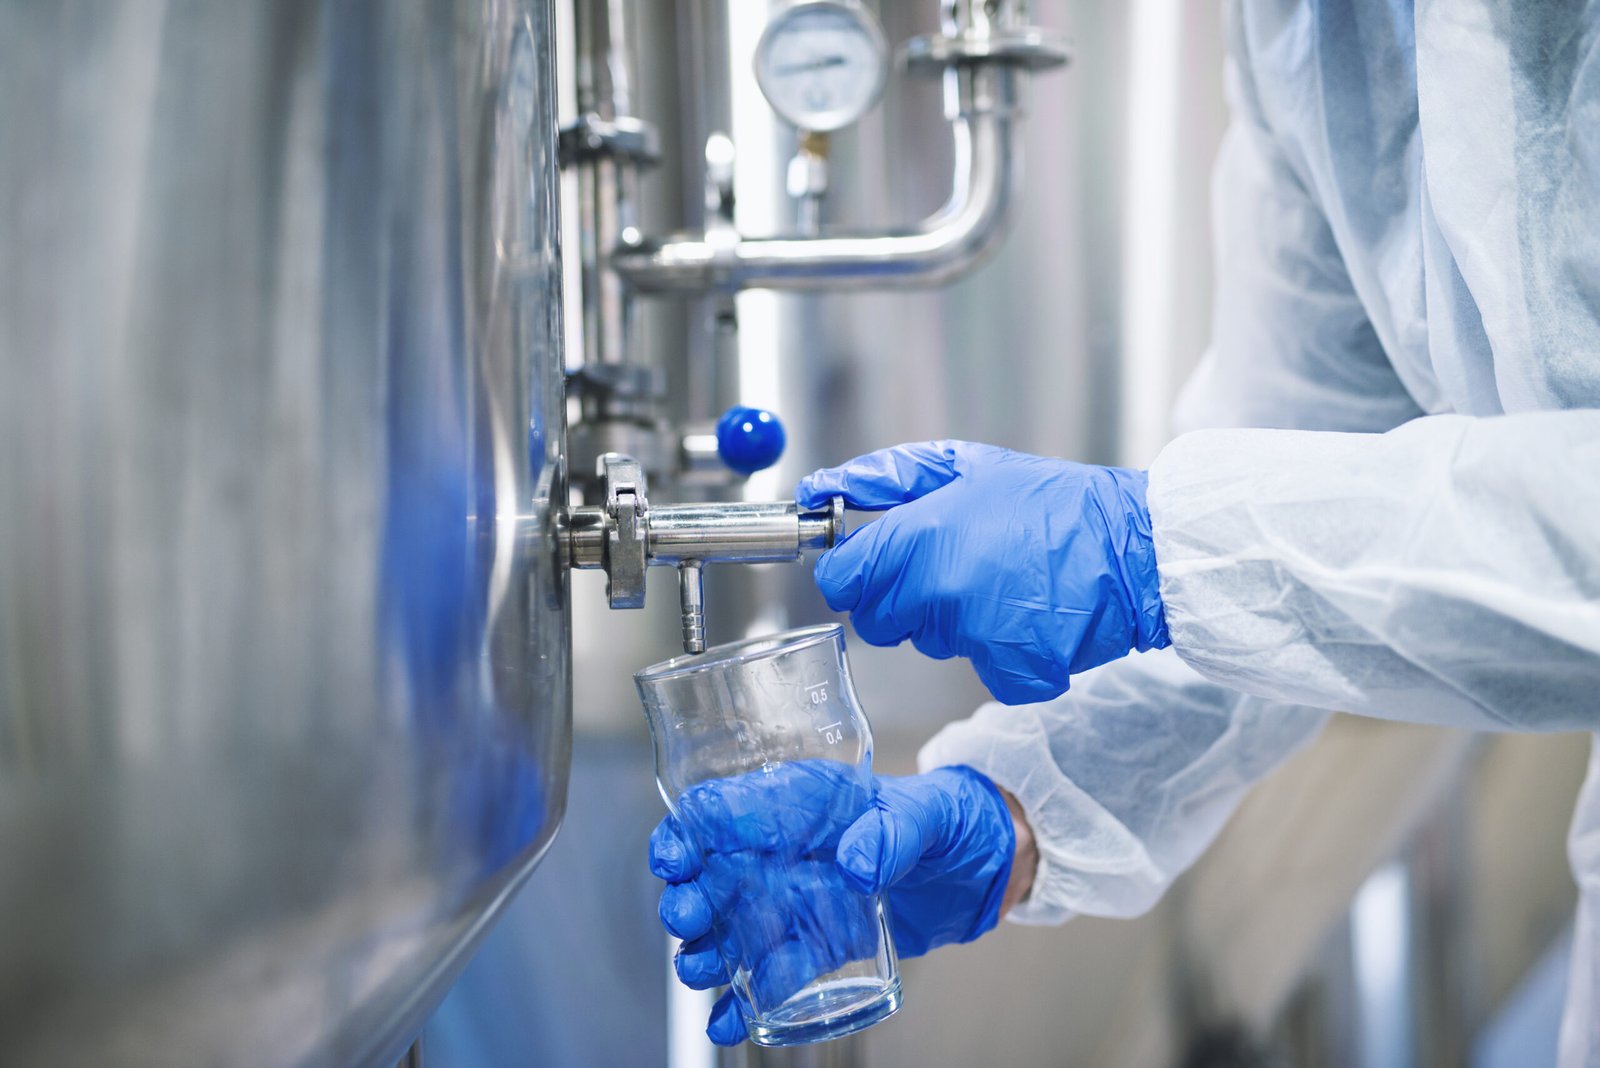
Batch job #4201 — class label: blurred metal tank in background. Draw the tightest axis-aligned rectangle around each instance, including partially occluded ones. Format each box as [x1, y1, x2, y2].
[0, 2, 570, 1064]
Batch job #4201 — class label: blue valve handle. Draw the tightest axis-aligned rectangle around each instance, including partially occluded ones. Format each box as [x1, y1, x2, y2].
[715, 406, 786, 475]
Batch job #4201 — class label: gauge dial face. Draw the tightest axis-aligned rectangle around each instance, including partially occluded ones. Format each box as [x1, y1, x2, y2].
[754, 2, 888, 133]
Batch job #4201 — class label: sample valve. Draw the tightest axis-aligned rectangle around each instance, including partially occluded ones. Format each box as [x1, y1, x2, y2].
[563, 454, 845, 653]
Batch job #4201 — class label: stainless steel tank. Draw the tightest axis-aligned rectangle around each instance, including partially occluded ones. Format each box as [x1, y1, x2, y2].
[0, 2, 569, 1065]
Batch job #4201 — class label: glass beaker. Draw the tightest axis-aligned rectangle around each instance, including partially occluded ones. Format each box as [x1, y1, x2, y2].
[635, 623, 901, 1046]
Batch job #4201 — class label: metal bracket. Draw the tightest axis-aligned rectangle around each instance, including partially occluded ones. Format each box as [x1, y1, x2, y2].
[601, 453, 648, 608]
[901, 28, 1071, 75]
[558, 113, 661, 168]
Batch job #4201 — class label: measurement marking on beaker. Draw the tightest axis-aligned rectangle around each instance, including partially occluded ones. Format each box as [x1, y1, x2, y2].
[804, 681, 829, 705]
[815, 720, 843, 744]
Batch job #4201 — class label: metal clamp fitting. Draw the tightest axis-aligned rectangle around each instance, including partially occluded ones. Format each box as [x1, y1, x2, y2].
[901, 28, 1071, 75]
[558, 114, 662, 167]
[601, 454, 648, 608]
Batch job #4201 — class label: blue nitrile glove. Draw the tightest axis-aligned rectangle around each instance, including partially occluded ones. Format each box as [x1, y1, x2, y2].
[797, 441, 1169, 704]
[650, 762, 1015, 1047]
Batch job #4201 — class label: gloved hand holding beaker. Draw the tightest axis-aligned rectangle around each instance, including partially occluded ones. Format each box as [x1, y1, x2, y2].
[796, 441, 1170, 704]
[638, 625, 909, 1047]
[650, 762, 1020, 1047]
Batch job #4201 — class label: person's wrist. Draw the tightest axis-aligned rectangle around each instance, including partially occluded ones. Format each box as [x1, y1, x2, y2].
[997, 786, 1037, 916]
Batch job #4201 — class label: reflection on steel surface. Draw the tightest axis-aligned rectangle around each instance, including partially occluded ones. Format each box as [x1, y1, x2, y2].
[0, 2, 569, 1064]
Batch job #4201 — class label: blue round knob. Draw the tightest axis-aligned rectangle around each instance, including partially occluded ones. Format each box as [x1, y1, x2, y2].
[715, 406, 786, 475]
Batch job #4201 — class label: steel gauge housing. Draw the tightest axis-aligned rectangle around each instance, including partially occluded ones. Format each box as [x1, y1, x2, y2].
[754, 1, 889, 133]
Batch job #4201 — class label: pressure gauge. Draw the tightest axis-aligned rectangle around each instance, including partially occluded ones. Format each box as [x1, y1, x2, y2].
[753, 1, 889, 133]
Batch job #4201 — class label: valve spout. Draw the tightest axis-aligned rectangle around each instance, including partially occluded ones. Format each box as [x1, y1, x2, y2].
[678, 561, 706, 654]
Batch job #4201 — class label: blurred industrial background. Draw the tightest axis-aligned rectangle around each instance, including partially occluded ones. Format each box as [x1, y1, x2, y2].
[1, 1, 1587, 1066]
[422, 3, 1587, 1066]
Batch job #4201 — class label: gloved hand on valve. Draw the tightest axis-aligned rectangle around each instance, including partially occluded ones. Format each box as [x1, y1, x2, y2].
[649, 761, 1031, 1046]
[796, 440, 1170, 704]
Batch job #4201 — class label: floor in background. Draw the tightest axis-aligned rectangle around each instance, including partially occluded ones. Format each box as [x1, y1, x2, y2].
[424, 733, 669, 1067]
[1473, 924, 1571, 1068]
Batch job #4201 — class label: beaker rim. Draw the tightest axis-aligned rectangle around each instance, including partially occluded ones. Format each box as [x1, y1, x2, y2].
[635, 623, 844, 684]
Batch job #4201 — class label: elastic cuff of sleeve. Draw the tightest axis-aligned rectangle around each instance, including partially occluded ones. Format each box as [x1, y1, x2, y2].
[1109, 466, 1171, 652]
[952, 765, 1017, 941]
[1003, 854, 1076, 926]
[918, 694, 1171, 922]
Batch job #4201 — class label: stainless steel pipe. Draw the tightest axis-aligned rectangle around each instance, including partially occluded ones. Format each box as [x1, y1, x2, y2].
[564, 500, 843, 569]
[647, 501, 842, 563]
[569, 0, 652, 365]
[610, 67, 1022, 294]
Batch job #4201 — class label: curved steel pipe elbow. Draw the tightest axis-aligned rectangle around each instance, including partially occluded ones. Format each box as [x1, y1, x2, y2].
[610, 69, 1024, 295]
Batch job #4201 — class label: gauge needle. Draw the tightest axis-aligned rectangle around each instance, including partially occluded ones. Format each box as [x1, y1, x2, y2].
[773, 54, 848, 77]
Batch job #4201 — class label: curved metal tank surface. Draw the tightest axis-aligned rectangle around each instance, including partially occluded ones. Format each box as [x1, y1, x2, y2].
[0, 2, 569, 1065]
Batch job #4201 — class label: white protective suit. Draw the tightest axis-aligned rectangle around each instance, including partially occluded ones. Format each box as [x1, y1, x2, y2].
[919, 1, 1600, 1061]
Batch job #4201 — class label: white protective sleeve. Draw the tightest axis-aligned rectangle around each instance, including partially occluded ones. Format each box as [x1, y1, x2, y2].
[1150, 410, 1600, 733]
[918, 649, 1329, 922]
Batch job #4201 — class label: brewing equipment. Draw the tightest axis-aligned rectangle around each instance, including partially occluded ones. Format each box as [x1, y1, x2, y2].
[0, 3, 568, 1064]
[0, 1, 1072, 1062]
